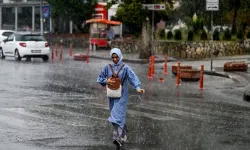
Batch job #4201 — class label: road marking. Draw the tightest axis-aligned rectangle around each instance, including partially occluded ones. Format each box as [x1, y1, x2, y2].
[0, 113, 42, 129]
[0, 107, 92, 128]
[77, 102, 179, 121]
[136, 104, 218, 120]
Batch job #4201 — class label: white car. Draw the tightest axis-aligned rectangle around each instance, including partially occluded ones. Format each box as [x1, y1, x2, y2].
[0, 30, 14, 42]
[0, 33, 50, 61]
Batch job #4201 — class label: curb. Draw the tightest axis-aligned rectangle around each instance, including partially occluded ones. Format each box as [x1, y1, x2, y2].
[203, 70, 230, 78]
[89, 55, 232, 78]
[88, 55, 177, 64]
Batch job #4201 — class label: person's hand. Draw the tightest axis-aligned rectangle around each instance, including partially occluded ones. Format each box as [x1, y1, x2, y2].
[107, 78, 116, 85]
[137, 89, 145, 94]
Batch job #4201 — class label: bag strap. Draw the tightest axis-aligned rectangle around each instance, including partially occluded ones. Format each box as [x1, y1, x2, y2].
[109, 63, 125, 76]
[117, 64, 125, 75]
[109, 64, 115, 75]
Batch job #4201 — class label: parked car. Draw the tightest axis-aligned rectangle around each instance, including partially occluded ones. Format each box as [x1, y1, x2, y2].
[0, 30, 14, 42]
[0, 32, 50, 61]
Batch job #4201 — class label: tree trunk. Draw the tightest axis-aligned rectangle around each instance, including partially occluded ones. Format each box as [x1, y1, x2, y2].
[139, 22, 152, 59]
[231, 0, 238, 35]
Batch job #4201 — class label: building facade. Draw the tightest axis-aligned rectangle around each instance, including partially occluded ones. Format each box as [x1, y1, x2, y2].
[0, 0, 48, 32]
[0, 0, 120, 33]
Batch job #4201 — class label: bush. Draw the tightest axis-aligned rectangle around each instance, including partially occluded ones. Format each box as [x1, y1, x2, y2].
[200, 30, 208, 40]
[187, 30, 194, 41]
[193, 18, 204, 34]
[159, 29, 165, 39]
[223, 28, 231, 40]
[241, 22, 248, 31]
[237, 30, 244, 39]
[247, 31, 250, 39]
[213, 30, 220, 41]
[219, 26, 224, 33]
[167, 31, 173, 39]
[174, 30, 182, 40]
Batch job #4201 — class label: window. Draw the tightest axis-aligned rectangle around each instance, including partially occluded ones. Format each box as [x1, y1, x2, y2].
[20, 35, 46, 41]
[6, 34, 14, 41]
[15, 34, 22, 41]
[2, 32, 14, 37]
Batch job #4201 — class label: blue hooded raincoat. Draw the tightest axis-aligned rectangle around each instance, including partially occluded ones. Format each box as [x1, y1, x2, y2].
[97, 48, 141, 128]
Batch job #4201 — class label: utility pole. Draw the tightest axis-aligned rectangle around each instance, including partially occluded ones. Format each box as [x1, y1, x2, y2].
[211, 11, 213, 71]
[40, 0, 43, 35]
[142, 4, 166, 55]
[206, 0, 219, 71]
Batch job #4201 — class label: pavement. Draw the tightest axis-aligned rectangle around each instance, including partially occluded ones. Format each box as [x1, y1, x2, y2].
[72, 48, 250, 102]
[83, 49, 250, 77]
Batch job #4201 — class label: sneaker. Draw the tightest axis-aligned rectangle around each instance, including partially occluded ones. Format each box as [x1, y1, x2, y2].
[120, 135, 127, 143]
[113, 140, 122, 147]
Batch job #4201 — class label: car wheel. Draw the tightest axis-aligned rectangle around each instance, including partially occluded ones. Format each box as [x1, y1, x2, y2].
[26, 56, 31, 61]
[14, 50, 21, 61]
[0, 48, 5, 59]
[42, 55, 49, 62]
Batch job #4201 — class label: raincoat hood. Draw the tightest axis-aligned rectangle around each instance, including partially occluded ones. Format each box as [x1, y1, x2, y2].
[110, 48, 123, 65]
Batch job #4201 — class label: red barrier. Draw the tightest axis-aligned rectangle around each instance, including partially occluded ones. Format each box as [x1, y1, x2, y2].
[200, 65, 204, 90]
[176, 62, 181, 86]
[148, 56, 152, 79]
[51, 47, 54, 60]
[164, 55, 168, 75]
[60, 45, 63, 62]
[159, 77, 164, 82]
[55, 43, 58, 58]
[69, 43, 73, 57]
[163, 63, 167, 75]
[151, 56, 155, 77]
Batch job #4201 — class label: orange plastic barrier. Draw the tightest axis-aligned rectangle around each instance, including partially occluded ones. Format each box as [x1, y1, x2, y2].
[69, 43, 73, 57]
[224, 61, 248, 71]
[200, 65, 204, 90]
[60, 46, 63, 62]
[176, 62, 181, 86]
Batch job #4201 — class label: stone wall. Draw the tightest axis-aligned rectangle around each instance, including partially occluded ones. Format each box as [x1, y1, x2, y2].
[112, 39, 250, 59]
[48, 34, 90, 48]
[48, 34, 250, 59]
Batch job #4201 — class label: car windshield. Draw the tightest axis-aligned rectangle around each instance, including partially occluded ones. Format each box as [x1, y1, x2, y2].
[19, 35, 46, 41]
[2, 32, 13, 37]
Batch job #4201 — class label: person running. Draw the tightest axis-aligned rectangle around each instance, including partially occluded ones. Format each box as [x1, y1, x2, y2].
[97, 48, 145, 148]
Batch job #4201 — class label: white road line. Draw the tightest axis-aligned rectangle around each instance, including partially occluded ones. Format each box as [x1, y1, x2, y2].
[136, 104, 218, 120]
[76, 102, 179, 121]
[145, 101, 250, 120]
[0, 107, 92, 128]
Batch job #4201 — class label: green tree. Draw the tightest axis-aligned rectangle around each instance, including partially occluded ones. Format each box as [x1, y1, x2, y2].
[223, 0, 241, 34]
[45, 0, 97, 33]
[179, 0, 250, 33]
[106, 0, 175, 58]
[107, 0, 174, 35]
[224, 0, 250, 33]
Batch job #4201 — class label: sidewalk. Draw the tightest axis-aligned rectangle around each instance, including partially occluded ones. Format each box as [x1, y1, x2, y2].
[73, 48, 250, 102]
[85, 49, 250, 64]
[73, 48, 250, 78]
[87, 50, 176, 64]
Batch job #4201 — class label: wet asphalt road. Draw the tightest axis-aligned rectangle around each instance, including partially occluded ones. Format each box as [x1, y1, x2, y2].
[0, 56, 250, 150]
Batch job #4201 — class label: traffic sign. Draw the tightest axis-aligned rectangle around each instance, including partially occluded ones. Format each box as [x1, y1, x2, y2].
[142, 4, 165, 11]
[42, 5, 50, 18]
[206, 0, 219, 11]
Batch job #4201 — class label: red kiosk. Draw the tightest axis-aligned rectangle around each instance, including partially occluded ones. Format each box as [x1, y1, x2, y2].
[86, 18, 121, 50]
